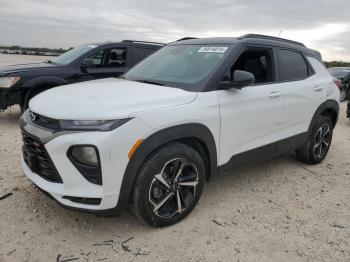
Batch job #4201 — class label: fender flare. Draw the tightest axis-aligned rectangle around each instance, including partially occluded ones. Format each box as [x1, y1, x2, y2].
[308, 99, 339, 133]
[114, 123, 218, 214]
[21, 77, 68, 107]
[23, 76, 68, 90]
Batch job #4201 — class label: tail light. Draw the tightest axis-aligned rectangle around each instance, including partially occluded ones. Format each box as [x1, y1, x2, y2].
[334, 79, 342, 89]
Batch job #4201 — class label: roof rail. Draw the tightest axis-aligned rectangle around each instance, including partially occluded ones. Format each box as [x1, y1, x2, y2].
[238, 34, 305, 47]
[176, 37, 199, 42]
[121, 40, 164, 46]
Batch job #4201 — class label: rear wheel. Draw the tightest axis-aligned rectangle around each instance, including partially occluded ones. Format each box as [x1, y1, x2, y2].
[130, 142, 205, 227]
[296, 115, 333, 164]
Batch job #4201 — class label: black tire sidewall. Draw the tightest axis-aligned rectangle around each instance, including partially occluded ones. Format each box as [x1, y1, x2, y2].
[133, 143, 205, 227]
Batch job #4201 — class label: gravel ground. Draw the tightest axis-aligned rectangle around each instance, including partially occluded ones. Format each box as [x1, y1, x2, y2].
[0, 54, 350, 262]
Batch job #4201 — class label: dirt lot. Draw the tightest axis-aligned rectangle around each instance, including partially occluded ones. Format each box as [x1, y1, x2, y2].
[0, 54, 350, 262]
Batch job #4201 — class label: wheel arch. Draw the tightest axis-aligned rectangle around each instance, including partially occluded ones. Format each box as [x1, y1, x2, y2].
[22, 76, 68, 89]
[115, 123, 218, 213]
[308, 99, 339, 132]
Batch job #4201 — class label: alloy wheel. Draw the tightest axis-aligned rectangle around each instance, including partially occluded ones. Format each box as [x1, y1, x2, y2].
[313, 123, 331, 159]
[149, 158, 199, 219]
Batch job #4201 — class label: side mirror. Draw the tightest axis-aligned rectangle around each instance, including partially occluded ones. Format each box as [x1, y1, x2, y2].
[231, 70, 255, 89]
[219, 70, 255, 90]
[81, 58, 95, 69]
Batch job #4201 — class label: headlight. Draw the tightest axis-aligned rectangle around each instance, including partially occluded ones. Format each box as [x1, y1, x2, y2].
[59, 118, 131, 131]
[0, 77, 20, 88]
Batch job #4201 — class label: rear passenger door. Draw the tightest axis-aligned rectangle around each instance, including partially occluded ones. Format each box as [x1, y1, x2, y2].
[277, 49, 326, 137]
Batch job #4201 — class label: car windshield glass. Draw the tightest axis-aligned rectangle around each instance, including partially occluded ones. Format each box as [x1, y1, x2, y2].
[51, 44, 98, 65]
[124, 45, 231, 91]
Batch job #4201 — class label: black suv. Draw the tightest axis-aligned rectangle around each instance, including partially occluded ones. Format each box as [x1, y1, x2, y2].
[328, 67, 350, 101]
[0, 40, 163, 111]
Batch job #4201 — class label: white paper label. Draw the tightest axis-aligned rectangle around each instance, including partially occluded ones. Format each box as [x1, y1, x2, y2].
[198, 46, 228, 53]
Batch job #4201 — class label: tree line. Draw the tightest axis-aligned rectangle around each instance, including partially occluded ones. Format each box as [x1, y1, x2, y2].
[0, 45, 73, 54]
[324, 61, 350, 68]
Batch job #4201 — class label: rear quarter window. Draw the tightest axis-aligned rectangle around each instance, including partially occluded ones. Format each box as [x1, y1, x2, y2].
[307, 56, 331, 77]
[133, 47, 157, 62]
[278, 49, 309, 81]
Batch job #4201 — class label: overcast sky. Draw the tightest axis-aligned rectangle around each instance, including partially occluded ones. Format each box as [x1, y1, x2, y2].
[0, 0, 349, 61]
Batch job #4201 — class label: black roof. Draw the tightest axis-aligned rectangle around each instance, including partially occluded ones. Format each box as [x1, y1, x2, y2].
[87, 40, 164, 47]
[170, 34, 320, 57]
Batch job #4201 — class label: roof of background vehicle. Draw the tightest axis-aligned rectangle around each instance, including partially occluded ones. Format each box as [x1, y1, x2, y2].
[328, 67, 350, 71]
[86, 40, 164, 47]
[170, 34, 321, 58]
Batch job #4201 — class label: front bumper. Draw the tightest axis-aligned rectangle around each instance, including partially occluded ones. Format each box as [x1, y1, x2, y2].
[20, 111, 152, 213]
[22, 157, 118, 211]
[0, 88, 21, 110]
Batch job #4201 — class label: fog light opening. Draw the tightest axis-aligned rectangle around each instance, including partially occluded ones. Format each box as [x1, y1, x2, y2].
[71, 146, 98, 167]
[68, 145, 102, 185]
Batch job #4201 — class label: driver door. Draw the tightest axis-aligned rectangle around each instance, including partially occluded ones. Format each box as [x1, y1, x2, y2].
[218, 46, 284, 167]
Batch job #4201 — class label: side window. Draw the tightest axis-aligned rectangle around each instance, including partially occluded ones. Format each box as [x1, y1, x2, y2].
[107, 48, 127, 67]
[230, 47, 275, 84]
[278, 49, 309, 81]
[133, 47, 155, 62]
[86, 50, 106, 67]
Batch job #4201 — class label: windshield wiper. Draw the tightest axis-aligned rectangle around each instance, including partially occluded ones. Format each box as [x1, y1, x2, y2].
[46, 60, 56, 64]
[134, 79, 166, 86]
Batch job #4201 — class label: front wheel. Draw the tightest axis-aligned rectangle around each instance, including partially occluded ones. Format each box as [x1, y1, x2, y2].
[130, 142, 205, 227]
[296, 115, 333, 164]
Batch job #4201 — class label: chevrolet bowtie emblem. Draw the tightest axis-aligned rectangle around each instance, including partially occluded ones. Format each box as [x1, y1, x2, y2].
[30, 112, 37, 122]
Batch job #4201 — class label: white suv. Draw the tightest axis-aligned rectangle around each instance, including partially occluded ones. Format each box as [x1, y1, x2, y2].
[20, 34, 340, 227]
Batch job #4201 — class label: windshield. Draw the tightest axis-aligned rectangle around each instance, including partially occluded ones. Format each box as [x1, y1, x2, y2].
[51, 44, 98, 65]
[124, 45, 231, 91]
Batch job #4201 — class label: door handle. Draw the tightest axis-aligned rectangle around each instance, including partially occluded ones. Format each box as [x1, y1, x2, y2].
[269, 91, 281, 98]
[313, 86, 324, 92]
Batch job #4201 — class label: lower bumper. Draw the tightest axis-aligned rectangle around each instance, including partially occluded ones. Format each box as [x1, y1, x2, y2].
[21, 157, 121, 214]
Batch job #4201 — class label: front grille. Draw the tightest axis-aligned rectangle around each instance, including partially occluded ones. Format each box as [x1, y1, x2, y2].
[30, 111, 60, 130]
[22, 130, 63, 183]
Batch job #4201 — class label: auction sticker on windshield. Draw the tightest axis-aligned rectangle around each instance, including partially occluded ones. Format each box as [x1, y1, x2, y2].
[198, 47, 228, 53]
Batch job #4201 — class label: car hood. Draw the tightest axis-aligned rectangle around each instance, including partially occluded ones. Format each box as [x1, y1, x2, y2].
[0, 62, 59, 76]
[29, 78, 197, 120]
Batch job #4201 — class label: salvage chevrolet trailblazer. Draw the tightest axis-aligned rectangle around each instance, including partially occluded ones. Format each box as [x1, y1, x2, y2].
[20, 34, 340, 227]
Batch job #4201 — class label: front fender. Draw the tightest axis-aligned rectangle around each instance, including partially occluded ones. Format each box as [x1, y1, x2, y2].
[22, 76, 68, 90]
[114, 123, 218, 213]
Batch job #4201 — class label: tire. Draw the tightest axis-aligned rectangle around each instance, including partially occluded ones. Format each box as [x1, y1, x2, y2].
[340, 88, 346, 102]
[295, 115, 333, 164]
[130, 142, 205, 227]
